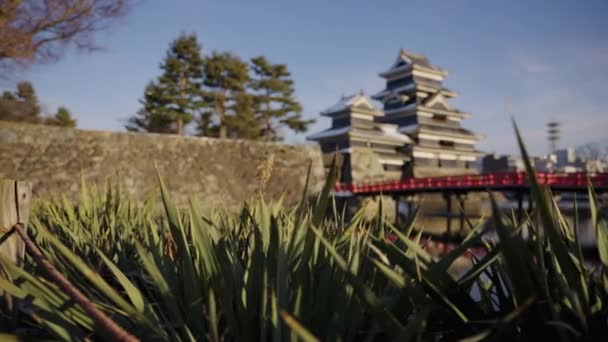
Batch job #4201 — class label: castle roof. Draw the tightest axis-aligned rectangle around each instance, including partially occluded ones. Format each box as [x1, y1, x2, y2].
[379, 49, 448, 78]
[396, 50, 433, 69]
[306, 123, 412, 144]
[320, 93, 381, 117]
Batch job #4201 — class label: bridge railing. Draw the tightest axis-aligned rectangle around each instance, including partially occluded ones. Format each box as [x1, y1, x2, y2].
[334, 172, 608, 194]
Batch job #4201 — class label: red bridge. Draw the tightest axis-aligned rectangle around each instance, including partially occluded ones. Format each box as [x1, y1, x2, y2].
[335, 171, 608, 261]
[334, 171, 608, 196]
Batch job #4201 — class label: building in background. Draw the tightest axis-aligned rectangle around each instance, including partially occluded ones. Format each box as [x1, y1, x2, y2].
[372, 50, 483, 177]
[306, 93, 411, 182]
[555, 147, 575, 166]
[308, 50, 483, 182]
[481, 154, 525, 173]
[482, 147, 589, 174]
[553, 148, 586, 172]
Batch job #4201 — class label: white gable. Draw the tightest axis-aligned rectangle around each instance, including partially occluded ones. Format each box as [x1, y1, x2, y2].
[423, 92, 453, 111]
[377, 124, 413, 143]
[350, 95, 374, 109]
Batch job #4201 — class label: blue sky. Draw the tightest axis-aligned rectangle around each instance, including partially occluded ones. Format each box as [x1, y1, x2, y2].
[4, 0, 608, 155]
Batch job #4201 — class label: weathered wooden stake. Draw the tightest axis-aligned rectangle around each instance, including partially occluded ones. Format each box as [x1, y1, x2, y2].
[0, 179, 31, 330]
[0, 181, 138, 340]
[11, 223, 139, 342]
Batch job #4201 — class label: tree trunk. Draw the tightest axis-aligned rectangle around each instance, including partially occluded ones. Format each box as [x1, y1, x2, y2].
[177, 117, 183, 135]
[264, 89, 273, 141]
[218, 90, 227, 139]
[219, 113, 227, 139]
[265, 120, 273, 141]
[178, 74, 187, 135]
[0, 179, 31, 331]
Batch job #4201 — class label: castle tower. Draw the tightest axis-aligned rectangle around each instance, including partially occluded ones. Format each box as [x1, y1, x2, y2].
[373, 50, 482, 177]
[307, 93, 412, 182]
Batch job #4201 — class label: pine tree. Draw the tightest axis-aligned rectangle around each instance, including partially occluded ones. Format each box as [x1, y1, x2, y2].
[0, 81, 41, 123]
[199, 51, 250, 138]
[126, 33, 204, 134]
[1, 91, 15, 101]
[16, 81, 34, 99]
[225, 92, 259, 139]
[249, 56, 313, 141]
[126, 82, 176, 133]
[0, 91, 16, 121]
[16, 81, 41, 119]
[49, 106, 77, 127]
[197, 112, 217, 137]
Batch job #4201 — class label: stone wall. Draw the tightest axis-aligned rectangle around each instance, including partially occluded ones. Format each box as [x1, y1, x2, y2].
[350, 148, 398, 183]
[0, 121, 325, 208]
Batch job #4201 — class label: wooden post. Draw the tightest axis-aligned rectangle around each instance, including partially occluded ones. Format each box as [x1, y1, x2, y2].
[0, 179, 32, 330]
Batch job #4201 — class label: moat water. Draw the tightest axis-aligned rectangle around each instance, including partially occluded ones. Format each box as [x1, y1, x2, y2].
[405, 194, 601, 247]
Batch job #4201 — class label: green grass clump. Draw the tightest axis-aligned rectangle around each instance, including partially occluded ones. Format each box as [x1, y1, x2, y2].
[0, 125, 607, 341]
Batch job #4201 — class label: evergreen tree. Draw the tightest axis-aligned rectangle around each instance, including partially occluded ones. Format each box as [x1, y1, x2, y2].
[1, 91, 16, 101]
[49, 106, 77, 127]
[0, 81, 41, 123]
[16, 81, 35, 99]
[0, 92, 16, 121]
[126, 82, 176, 133]
[197, 112, 217, 137]
[249, 56, 313, 141]
[126, 33, 204, 134]
[16, 81, 41, 119]
[225, 92, 259, 139]
[199, 51, 250, 138]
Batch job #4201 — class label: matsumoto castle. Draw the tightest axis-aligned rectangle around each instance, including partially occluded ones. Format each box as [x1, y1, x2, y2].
[307, 49, 483, 182]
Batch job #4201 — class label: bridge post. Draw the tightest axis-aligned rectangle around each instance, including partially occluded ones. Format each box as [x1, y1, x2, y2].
[458, 193, 466, 232]
[407, 196, 413, 218]
[517, 191, 524, 223]
[393, 195, 399, 226]
[443, 192, 452, 236]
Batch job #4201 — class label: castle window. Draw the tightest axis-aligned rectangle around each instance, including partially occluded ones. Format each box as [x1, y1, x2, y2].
[432, 114, 447, 122]
[438, 140, 455, 148]
[383, 164, 402, 172]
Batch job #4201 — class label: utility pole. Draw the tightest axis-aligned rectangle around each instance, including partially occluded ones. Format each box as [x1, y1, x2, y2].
[547, 121, 560, 154]
[547, 121, 560, 172]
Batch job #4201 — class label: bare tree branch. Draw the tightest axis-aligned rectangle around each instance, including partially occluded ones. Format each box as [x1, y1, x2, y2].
[0, 0, 133, 71]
